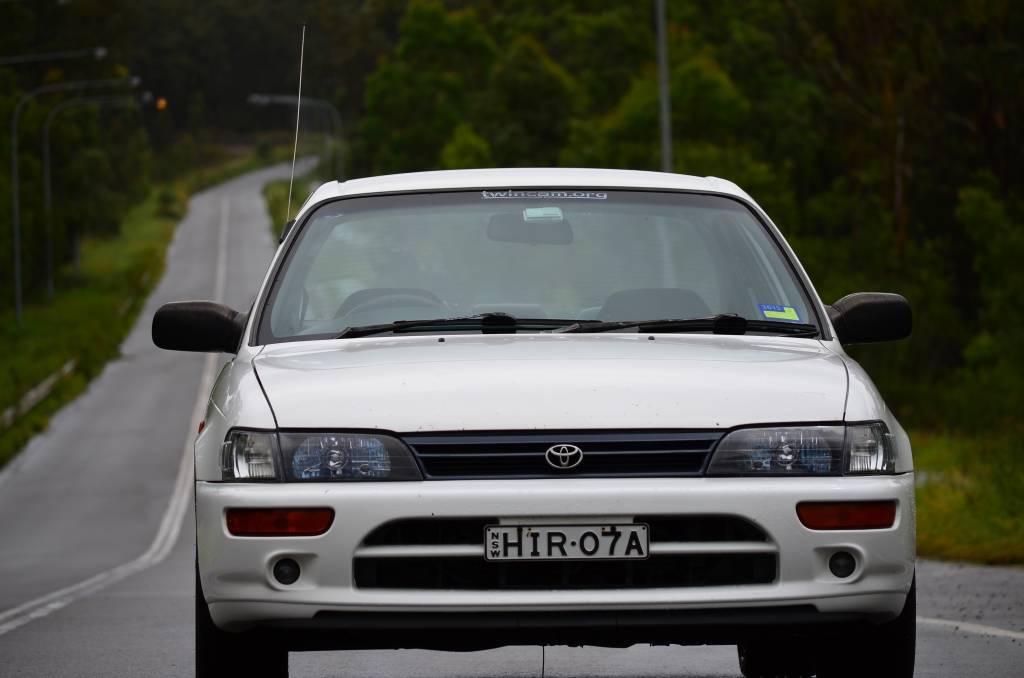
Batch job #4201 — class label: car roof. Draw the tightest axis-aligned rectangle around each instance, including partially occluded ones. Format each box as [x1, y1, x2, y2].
[295, 168, 754, 219]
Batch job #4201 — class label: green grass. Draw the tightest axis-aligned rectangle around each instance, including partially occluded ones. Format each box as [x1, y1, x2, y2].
[0, 191, 175, 467]
[264, 172, 322, 239]
[0, 145, 291, 468]
[913, 431, 1024, 564]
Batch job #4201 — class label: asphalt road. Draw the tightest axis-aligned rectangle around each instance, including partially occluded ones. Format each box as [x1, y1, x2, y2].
[1, 164, 1022, 677]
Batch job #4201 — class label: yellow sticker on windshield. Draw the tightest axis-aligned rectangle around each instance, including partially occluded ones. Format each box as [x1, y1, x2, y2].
[758, 304, 800, 321]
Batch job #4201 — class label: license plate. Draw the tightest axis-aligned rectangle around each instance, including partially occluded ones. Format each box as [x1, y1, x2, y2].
[484, 524, 648, 561]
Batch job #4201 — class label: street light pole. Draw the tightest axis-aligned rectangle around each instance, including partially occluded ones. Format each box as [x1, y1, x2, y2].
[655, 0, 673, 173]
[9, 76, 139, 324]
[42, 93, 147, 298]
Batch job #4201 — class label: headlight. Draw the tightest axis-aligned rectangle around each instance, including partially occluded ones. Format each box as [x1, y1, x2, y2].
[279, 432, 422, 481]
[844, 422, 895, 474]
[221, 430, 423, 481]
[222, 430, 279, 480]
[706, 423, 894, 476]
[707, 426, 844, 476]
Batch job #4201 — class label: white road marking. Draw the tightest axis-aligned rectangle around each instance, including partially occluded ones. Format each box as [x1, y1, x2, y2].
[918, 615, 1024, 641]
[0, 197, 231, 637]
[216, 197, 230, 302]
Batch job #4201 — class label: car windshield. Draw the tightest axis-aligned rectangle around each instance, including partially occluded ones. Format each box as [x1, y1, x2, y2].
[258, 190, 818, 343]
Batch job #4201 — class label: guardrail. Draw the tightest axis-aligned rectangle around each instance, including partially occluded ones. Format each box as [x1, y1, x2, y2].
[1, 359, 77, 430]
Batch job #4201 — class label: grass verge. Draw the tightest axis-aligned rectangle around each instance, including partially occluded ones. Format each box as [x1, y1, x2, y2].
[264, 171, 323, 239]
[0, 146, 290, 469]
[914, 431, 1024, 564]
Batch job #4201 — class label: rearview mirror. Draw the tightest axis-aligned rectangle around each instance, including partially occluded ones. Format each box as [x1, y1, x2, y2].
[152, 301, 246, 353]
[486, 211, 573, 245]
[827, 293, 911, 344]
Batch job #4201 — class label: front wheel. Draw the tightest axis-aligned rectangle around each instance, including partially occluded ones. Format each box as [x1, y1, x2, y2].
[196, 565, 289, 678]
[737, 640, 814, 677]
[738, 578, 916, 678]
[814, 578, 916, 678]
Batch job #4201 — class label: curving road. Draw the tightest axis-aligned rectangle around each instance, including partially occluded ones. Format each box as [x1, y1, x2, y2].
[0, 164, 1022, 677]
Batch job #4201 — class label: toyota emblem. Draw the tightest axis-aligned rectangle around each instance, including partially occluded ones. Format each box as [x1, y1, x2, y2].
[545, 444, 583, 470]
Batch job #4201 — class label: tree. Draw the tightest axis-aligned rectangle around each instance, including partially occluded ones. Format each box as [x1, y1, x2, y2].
[358, 1, 495, 174]
[477, 35, 576, 166]
[440, 124, 493, 169]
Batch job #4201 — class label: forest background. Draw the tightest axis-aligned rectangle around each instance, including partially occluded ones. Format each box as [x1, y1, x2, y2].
[2, 1, 1021, 560]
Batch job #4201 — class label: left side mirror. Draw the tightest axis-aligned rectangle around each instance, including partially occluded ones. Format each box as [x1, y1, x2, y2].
[152, 301, 245, 353]
[827, 292, 912, 344]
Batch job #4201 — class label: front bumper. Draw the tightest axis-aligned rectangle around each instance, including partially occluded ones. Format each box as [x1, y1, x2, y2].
[197, 474, 915, 641]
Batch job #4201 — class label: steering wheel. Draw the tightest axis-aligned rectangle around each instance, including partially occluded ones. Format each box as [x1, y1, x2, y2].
[335, 288, 446, 318]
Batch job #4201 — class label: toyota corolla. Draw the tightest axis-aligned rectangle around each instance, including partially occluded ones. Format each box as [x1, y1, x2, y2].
[153, 168, 916, 678]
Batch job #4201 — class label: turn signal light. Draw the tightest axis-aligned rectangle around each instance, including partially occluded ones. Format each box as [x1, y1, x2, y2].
[226, 508, 334, 536]
[796, 501, 897, 530]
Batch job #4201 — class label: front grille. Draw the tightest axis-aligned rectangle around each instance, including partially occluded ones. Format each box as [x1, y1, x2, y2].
[363, 517, 499, 546]
[402, 431, 723, 479]
[354, 515, 776, 590]
[639, 515, 769, 543]
[354, 554, 776, 590]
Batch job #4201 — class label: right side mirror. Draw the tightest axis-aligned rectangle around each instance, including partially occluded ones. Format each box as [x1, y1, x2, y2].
[827, 293, 912, 344]
[152, 301, 246, 353]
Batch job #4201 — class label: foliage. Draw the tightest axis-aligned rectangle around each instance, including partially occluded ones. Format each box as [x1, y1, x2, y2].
[914, 431, 1024, 564]
[0, 91, 153, 309]
[0, 189, 173, 467]
[3, 0, 1024, 559]
[349, 0, 1024, 438]
[2, 0, 1008, 435]
[477, 35, 577, 166]
[357, 1, 496, 175]
[264, 172, 322, 239]
[0, 147, 290, 466]
[440, 123, 493, 169]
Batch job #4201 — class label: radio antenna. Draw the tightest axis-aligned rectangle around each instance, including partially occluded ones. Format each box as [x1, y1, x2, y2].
[286, 23, 307, 221]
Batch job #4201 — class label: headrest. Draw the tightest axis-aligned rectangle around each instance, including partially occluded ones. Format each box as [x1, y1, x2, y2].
[335, 288, 442, 317]
[598, 288, 712, 322]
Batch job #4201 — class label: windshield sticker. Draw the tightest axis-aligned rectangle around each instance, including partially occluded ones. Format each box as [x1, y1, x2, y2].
[758, 304, 801, 322]
[482, 190, 607, 200]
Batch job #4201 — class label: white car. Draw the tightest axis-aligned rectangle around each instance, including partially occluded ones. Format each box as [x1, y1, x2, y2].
[153, 168, 916, 678]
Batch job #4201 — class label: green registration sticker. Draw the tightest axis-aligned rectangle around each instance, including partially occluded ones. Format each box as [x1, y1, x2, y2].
[758, 304, 800, 321]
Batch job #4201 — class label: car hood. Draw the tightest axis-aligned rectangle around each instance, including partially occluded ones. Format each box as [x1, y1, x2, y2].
[253, 334, 848, 431]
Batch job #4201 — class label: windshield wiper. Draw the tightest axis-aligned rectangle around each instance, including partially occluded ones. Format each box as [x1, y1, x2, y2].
[337, 313, 597, 339]
[552, 314, 819, 337]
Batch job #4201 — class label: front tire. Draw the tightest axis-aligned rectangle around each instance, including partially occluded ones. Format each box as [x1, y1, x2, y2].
[738, 578, 916, 678]
[737, 640, 814, 677]
[814, 578, 916, 678]
[196, 565, 289, 678]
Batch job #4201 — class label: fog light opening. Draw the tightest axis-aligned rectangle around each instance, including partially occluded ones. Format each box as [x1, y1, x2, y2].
[828, 551, 857, 578]
[273, 558, 301, 585]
